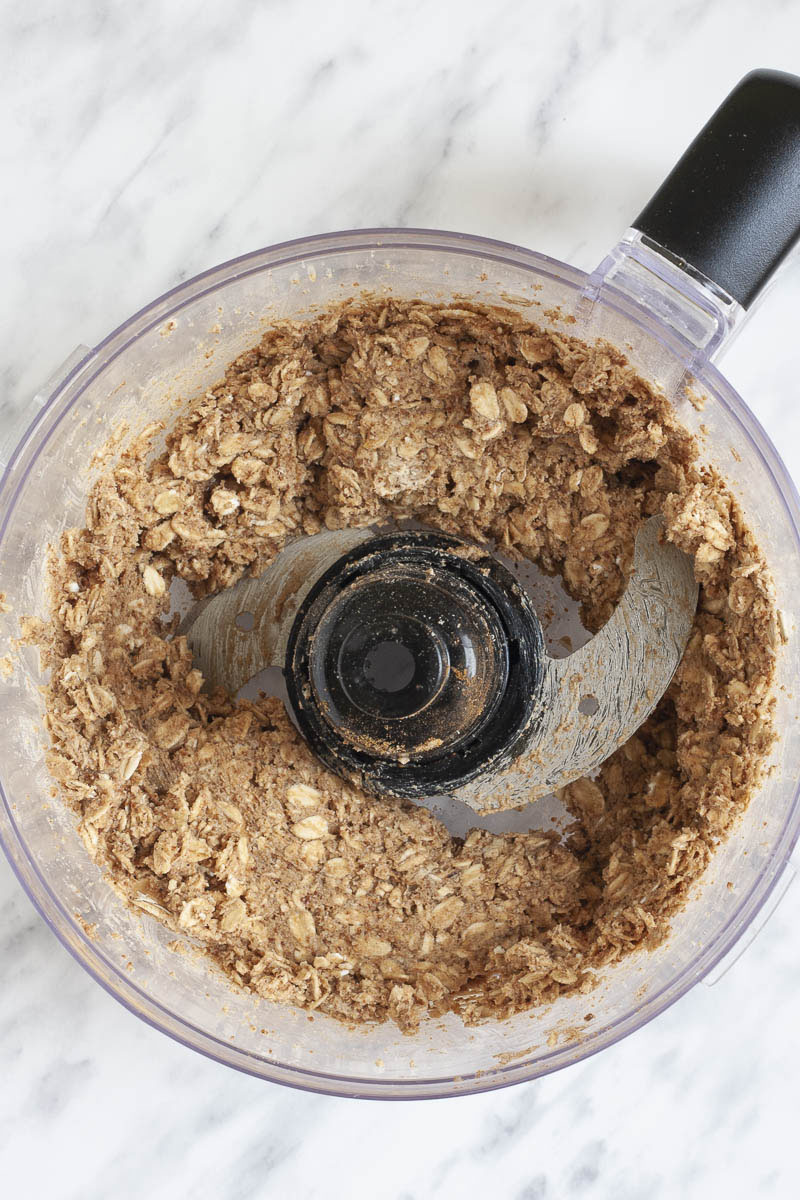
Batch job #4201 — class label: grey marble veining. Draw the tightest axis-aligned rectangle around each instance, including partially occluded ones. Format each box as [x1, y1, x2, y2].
[2, 1, 800, 1196]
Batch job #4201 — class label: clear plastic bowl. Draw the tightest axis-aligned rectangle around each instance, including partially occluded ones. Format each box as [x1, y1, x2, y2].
[1, 229, 798, 1099]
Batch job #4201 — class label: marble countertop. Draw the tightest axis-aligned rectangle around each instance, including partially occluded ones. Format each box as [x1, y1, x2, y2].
[2, 1, 800, 1196]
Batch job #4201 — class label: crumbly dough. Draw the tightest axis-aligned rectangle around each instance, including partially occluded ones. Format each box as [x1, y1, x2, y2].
[37, 300, 778, 1031]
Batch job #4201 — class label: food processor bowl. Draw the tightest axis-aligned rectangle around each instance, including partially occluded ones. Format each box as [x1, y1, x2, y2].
[2, 227, 799, 1099]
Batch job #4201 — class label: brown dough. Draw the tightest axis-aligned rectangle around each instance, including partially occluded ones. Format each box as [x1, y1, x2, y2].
[36, 300, 777, 1031]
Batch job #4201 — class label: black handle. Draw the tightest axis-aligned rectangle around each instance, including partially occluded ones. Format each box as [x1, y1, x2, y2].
[635, 69, 800, 309]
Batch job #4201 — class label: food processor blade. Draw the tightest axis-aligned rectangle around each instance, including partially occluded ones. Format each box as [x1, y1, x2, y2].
[459, 517, 698, 813]
[183, 518, 696, 813]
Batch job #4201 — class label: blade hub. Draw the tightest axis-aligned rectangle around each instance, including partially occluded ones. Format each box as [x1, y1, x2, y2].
[285, 531, 546, 797]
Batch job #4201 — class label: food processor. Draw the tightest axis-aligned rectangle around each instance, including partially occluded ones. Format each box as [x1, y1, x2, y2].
[1, 69, 799, 1099]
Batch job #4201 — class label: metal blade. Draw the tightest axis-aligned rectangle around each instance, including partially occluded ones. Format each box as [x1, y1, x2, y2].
[182, 517, 697, 820]
[455, 516, 698, 813]
[182, 529, 368, 694]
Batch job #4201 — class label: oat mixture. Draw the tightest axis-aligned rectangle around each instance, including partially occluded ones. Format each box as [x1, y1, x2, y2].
[37, 300, 778, 1031]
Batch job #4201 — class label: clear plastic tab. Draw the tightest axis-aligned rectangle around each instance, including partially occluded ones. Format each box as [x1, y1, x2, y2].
[579, 231, 746, 382]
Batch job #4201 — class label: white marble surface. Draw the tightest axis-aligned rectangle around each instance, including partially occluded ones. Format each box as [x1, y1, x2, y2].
[2, 1, 800, 1196]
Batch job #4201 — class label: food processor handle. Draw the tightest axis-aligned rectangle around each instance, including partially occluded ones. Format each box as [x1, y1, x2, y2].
[634, 68, 800, 310]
